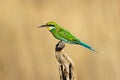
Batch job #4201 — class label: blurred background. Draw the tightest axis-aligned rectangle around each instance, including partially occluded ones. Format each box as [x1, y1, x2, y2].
[0, 0, 120, 80]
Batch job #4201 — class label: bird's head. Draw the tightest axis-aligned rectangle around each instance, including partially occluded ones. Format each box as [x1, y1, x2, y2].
[39, 21, 57, 31]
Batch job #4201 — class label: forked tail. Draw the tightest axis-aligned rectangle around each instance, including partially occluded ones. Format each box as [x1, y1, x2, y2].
[79, 41, 96, 52]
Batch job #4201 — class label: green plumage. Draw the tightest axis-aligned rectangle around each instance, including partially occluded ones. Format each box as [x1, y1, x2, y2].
[40, 21, 96, 52]
[50, 27, 80, 44]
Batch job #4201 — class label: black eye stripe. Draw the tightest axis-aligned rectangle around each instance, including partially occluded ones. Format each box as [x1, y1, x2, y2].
[49, 24, 54, 26]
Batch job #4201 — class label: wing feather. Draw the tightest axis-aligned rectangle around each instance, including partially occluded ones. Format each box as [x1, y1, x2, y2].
[58, 28, 80, 44]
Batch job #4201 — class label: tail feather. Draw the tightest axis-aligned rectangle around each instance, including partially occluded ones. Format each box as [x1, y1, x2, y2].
[79, 41, 96, 52]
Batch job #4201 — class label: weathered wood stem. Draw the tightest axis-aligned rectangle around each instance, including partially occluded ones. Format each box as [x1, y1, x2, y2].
[55, 41, 77, 80]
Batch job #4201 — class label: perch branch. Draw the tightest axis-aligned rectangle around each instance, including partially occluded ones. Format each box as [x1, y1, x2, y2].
[55, 41, 77, 80]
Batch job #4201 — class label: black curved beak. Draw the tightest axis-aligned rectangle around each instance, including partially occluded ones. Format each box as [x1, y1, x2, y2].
[38, 24, 48, 28]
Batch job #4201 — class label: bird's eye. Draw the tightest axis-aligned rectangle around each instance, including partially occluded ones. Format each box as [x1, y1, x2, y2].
[49, 24, 54, 26]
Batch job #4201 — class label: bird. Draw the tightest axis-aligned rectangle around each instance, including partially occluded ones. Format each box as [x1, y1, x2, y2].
[39, 21, 96, 52]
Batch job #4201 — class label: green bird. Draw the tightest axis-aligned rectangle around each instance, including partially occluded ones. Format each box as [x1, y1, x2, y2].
[39, 21, 96, 52]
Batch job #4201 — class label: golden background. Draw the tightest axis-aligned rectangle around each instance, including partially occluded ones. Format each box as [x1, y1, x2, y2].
[0, 0, 120, 80]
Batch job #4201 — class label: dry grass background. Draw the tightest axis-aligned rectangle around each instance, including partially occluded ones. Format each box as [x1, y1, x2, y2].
[0, 0, 120, 80]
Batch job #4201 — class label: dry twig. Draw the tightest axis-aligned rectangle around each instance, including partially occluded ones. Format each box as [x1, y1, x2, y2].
[55, 41, 77, 80]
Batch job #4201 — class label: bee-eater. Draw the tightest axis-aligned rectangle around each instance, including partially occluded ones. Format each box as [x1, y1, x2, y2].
[39, 21, 96, 52]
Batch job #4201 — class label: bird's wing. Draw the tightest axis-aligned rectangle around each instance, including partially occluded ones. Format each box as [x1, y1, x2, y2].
[57, 28, 96, 52]
[58, 28, 80, 44]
